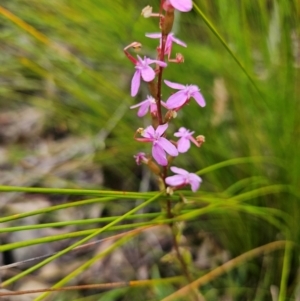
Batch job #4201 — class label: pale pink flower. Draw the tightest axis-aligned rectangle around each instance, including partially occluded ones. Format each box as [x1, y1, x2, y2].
[164, 80, 205, 110]
[145, 33, 186, 58]
[136, 124, 178, 166]
[165, 166, 202, 192]
[163, 0, 193, 12]
[131, 55, 167, 97]
[130, 95, 167, 117]
[174, 127, 199, 153]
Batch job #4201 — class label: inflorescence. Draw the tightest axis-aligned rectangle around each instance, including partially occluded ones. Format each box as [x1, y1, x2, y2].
[124, 0, 205, 193]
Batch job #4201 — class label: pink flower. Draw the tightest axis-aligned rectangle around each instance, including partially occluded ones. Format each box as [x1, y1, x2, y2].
[163, 0, 193, 12]
[164, 80, 206, 110]
[130, 95, 167, 117]
[131, 55, 167, 97]
[165, 166, 202, 192]
[145, 33, 186, 58]
[134, 152, 148, 165]
[174, 127, 199, 153]
[136, 123, 178, 166]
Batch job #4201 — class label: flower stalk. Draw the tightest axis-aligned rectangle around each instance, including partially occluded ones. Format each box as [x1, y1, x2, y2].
[126, 0, 205, 193]
[124, 1, 205, 298]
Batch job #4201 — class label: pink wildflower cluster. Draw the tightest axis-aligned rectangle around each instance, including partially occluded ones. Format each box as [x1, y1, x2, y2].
[124, 0, 205, 193]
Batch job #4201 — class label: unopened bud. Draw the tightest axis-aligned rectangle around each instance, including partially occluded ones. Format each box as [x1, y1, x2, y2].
[147, 159, 161, 175]
[196, 135, 205, 147]
[141, 5, 153, 18]
[147, 80, 158, 98]
[164, 110, 177, 122]
[151, 116, 159, 130]
[162, 10, 174, 35]
[134, 152, 148, 165]
[166, 186, 174, 195]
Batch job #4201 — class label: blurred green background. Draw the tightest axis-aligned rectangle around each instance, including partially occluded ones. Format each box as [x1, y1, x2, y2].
[0, 0, 299, 300]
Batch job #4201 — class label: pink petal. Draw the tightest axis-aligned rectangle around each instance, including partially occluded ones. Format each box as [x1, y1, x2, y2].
[170, 36, 187, 47]
[165, 175, 185, 186]
[141, 66, 155, 82]
[142, 125, 155, 138]
[165, 38, 172, 51]
[161, 101, 168, 108]
[192, 91, 206, 107]
[166, 90, 187, 109]
[170, 0, 193, 12]
[152, 144, 168, 166]
[130, 98, 148, 109]
[131, 70, 141, 97]
[137, 102, 150, 117]
[189, 175, 202, 192]
[150, 102, 158, 114]
[158, 137, 178, 156]
[156, 123, 168, 136]
[190, 181, 200, 192]
[145, 33, 162, 39]
[148, 59, 167, 67]
[164, 80, 186, 90]
[136, 55, 144, 64]
[189, 173, 202, 183]
[177, 137, 190, 153]
[174, 127, 188, 137]
[170, 166, 189, 175]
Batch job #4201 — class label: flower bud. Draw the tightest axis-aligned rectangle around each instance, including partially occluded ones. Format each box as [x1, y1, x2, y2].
[147, 80, 158, 98]
[147, 159, 161, 175]
[134, 152, 148, 165]
[162, 10, 174, 35]
[166, 186, 174, 195]
[164, 110, 177, 123]
[152, 115, 159, 130]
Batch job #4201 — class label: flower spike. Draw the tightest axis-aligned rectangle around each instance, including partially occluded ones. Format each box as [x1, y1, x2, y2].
[125, 0, 205, 195]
